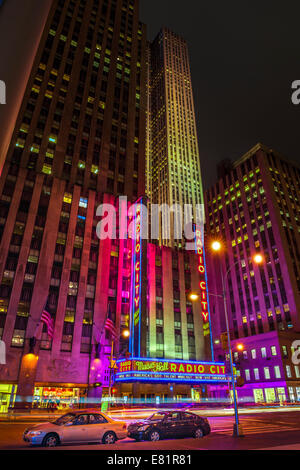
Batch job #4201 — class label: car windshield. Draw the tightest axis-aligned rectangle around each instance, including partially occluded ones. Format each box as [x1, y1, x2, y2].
[148, 413, 167, 421]
[52, 413, 76, 426]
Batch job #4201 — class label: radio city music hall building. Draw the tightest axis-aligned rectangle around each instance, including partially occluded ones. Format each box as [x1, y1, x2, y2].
[205, 144, 300, 405]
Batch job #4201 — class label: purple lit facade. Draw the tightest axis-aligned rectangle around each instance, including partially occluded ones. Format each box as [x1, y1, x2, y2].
[205, 144, 300, 404]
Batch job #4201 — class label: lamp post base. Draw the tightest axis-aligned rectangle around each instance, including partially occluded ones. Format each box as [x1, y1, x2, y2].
[232, 423, 245, 437]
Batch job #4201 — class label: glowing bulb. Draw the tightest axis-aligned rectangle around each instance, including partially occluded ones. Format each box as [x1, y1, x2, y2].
[212, 241, 222, 252]
[253, 253, 263, 264]
[189, 293, 199, 301]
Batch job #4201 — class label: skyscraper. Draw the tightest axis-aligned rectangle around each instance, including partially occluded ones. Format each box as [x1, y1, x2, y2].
[0, 0, 148, 408]
[147, 28, 204, 247]
[0, 0, 53, 173]
[2, 0, 147, 198]
[206, 143, 300, 404]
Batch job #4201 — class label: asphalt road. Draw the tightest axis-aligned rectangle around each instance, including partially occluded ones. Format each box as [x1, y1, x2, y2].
[1, 411, 300, 450]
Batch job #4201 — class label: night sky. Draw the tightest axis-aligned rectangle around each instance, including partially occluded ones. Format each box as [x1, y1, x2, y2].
[140, 0, 300, 189]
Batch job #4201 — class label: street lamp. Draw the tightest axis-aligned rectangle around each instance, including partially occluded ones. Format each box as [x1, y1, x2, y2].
[108, 328, 130, 408]
[212, 240, 264, 437]
[189, 293, 199, 302]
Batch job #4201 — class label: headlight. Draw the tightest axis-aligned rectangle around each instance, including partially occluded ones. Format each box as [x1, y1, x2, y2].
[28, 431, 43, 436]
[137, 425, 149, 432]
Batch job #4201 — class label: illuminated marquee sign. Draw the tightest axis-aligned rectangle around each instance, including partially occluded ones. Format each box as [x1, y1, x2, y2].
[195, 225, 210, 324]
[115, 358, 235, 384]
[129, 198, 144, 357]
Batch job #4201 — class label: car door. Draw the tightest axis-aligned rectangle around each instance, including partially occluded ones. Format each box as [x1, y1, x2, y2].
[163, 412, 181, 438]
[86, 413, 109, 442]
[62, 414, 90, 444]
[181, 413, 197, 437]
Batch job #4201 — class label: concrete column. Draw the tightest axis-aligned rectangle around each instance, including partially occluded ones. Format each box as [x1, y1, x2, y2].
[72, 190, 96, 357]
[162, 247, 175, 358]
[148, 244, 157, 357]
[0, 167, 26, 284]
[178, 251, 189, 360]
[51, 185, 81, 357]
[2, 174, 43, 347]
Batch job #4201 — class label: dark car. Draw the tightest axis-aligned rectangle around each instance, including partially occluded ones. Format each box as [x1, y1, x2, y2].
[127, 411, 210, 442]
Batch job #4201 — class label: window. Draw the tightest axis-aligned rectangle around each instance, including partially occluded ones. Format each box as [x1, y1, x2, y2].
[89, 414, 107, 424]
[286, 365, 292, 378]
[295, 366, 300, 379]
[251, 349, 256, 359]
[74, 414, 89, 425]
[264, 367, 270, 379]
[254, 368, 259, 380]
[274, 366, 281, 379]
[282, 345, 288, 358]
[261, 347, 267, 358]
[245, 369, 250, 381]
[271, 346, 277, 356]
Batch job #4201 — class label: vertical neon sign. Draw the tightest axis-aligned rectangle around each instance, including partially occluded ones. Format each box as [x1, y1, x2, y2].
[129, 198, 143, 358]
[194, 225, 214, 361]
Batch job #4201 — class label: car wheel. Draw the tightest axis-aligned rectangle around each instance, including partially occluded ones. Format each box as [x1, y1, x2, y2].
[194, 427, 204, 439]
[149, 430, 160, 442]
[42, 433, 59, 447]
[102, 431, 117, 445]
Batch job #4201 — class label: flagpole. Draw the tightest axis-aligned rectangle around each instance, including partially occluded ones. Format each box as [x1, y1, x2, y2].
[108, 338, 114, 411]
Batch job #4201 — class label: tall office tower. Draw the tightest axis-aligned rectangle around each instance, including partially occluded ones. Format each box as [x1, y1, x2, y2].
[148, 28, 204, 248]
[2, 0, 147, 199]
[205, 143, 300, 404]
[0, 0, 53, 174]
[0, 0, 148, 408]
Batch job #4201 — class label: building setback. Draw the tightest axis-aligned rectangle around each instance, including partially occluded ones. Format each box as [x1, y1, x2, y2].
[147, 28, 204, 248]
[205, 143, 300, 404]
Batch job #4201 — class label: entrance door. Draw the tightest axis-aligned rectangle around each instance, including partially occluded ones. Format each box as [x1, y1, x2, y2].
[265, 388, 276, 403]
[253, 389, 264, 404]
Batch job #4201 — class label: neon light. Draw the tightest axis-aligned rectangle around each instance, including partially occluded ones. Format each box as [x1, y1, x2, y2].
[129, 198, 144, 357]
[194, 224, 214, 360]
[115, 357, 236, 384]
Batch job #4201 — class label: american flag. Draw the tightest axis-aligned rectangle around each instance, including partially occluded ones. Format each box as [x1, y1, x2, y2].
[41, 310, 54, 339]
[104, 304, 117, 339]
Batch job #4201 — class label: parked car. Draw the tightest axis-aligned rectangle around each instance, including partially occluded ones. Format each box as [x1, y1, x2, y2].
[127, 411, 210, 442]
[23, 410, 127, 447]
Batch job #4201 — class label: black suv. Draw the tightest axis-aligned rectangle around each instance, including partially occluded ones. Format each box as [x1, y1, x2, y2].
[127, 411, 210, 442]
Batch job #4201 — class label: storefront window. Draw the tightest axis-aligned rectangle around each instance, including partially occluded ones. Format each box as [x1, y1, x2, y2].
[253, 389, 264, 403]
[265, 388, 276, 403]
[0, 384, 16, 412]
[33, 386, 80, 410]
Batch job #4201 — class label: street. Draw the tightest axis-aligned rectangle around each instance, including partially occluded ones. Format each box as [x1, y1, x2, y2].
[1, 411, 300, 450]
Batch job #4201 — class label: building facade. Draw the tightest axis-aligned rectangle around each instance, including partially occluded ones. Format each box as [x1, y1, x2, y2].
[205, 143, 300, 404]
[0, 0, 213, 409]
[147, 28, 204, 248]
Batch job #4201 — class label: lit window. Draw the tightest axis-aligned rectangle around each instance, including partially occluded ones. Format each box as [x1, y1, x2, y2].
[264, 367, 270, 379]
[271, 346, 277, 356]
[274, 366, 281, 379]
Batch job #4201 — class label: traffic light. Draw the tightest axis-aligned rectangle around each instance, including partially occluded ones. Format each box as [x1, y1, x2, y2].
[236, 376, 245, 388]
[112, 388, 117, 395]
[220, 332, 229, 351]
[29, 337, 36, 354]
